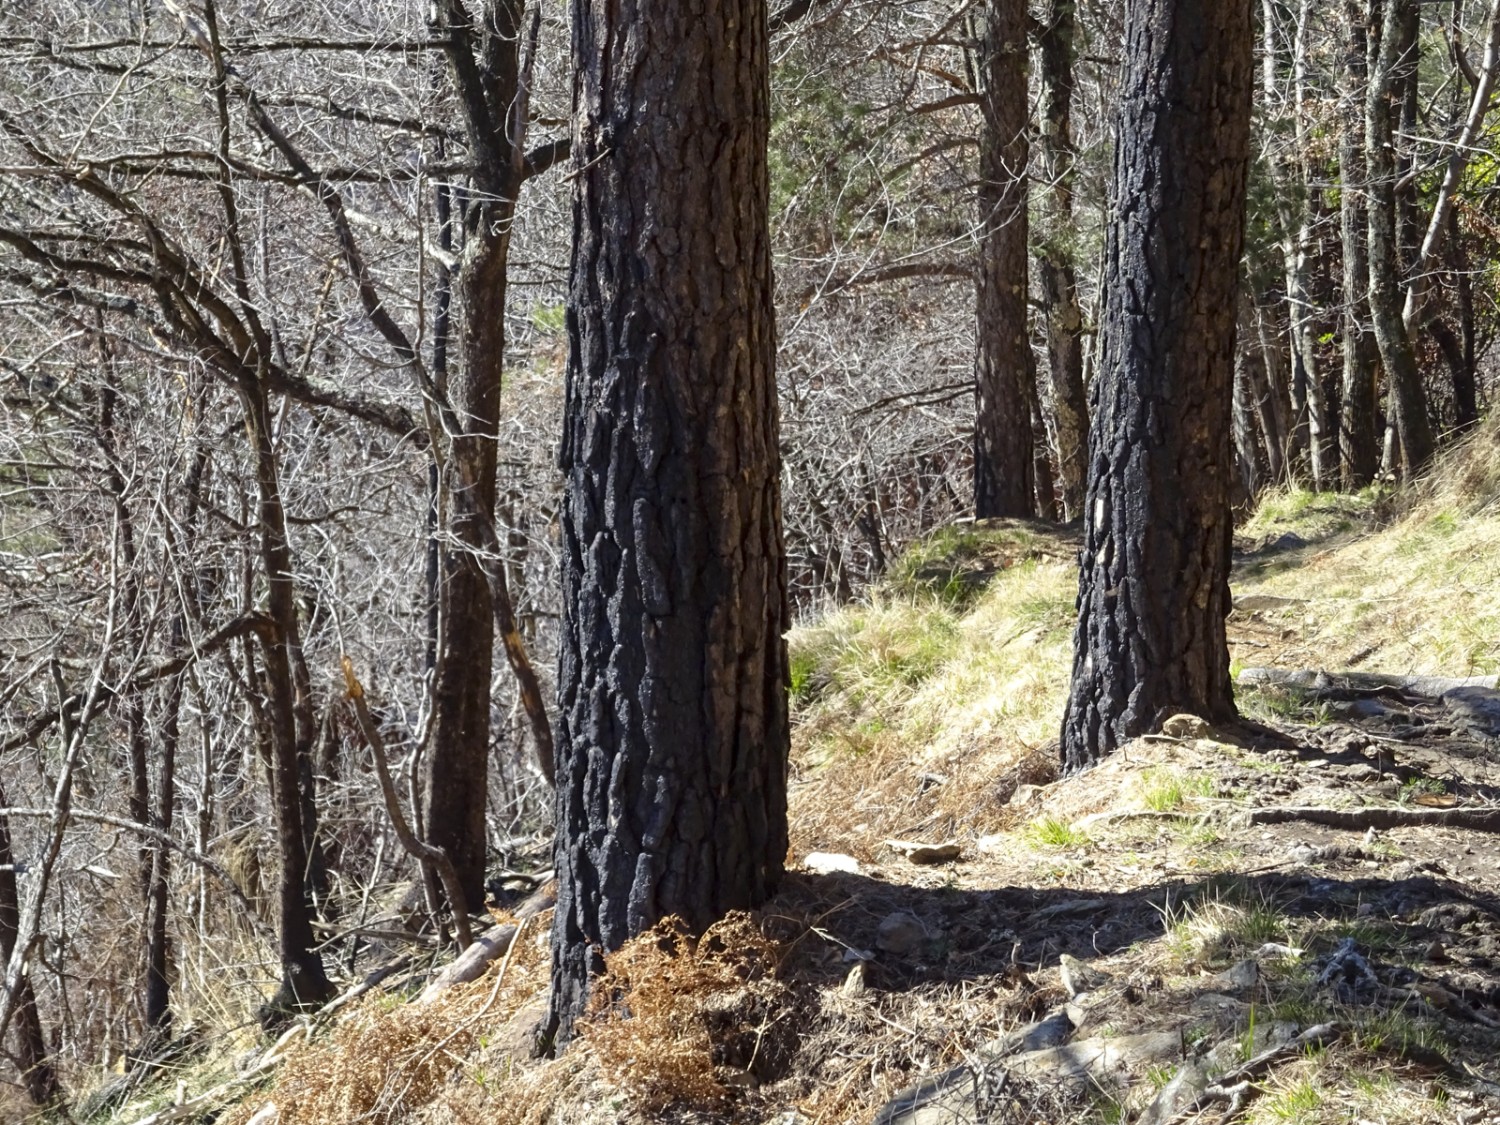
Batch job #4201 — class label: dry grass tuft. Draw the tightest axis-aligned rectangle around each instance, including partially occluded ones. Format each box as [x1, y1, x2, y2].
[218, 913, 551, 1125]
[584, 912, 794, 1114]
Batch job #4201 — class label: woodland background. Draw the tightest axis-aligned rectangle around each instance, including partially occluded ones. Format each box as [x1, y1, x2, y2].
[1, 0, 1498, 1110]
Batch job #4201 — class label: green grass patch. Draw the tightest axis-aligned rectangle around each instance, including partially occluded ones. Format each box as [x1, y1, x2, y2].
[1025, 815, 1092, 850]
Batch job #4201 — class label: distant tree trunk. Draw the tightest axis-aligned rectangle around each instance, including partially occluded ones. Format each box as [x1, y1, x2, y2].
[1366, 0, 1436, 475]
[1448, 206, 1480, 430]
[547, 0, 789, 1048]
[1034, 0, 1089, 520]
[244, 377, 334, 1022]
[973, 0, 1035, 518]
[0, 783, 61, 1108]
[1061, 0, 1251, 770]
[424, 0, 523, 909]
[1032, 394, 1060, 520]
[143, 674, 183, 1035]
[1340, 0, 1380, 487]
[1248, 299, 1289, 482]
[1233, 337, 1262, 503]
[1263, 0, 1326, 487]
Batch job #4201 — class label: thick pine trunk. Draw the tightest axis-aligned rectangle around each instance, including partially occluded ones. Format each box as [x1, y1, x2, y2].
[1060, 0, 1251, 770]
[973, 0, 1035, 518]
[547, 0, 789, 1046]
[1035, 0, 1089, 520]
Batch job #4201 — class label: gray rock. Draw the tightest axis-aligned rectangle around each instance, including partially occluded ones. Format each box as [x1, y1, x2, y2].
[1059, 953, 1109, 997]
[1136, 1059, 1214, 1125]
[876, 912, 928, 956]
[803, 852, 861, 875]
[1220, 959, 1259, 992]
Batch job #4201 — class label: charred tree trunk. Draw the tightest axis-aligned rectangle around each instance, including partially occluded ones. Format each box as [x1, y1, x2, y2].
[1035, 0, 1089, 520]
[973, 0, 1035, 518]
[1340, 0, 1380, 487]
[548, 0, 789, 1047]
[1060, 0, 1251, 770]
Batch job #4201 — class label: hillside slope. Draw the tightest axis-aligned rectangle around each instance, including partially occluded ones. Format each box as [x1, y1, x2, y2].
[57, 419, 1500, 1125]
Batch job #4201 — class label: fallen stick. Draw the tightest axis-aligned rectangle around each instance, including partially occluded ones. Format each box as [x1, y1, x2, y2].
[1240, 806, 1500, 832]
[419, 879, 555, 1003]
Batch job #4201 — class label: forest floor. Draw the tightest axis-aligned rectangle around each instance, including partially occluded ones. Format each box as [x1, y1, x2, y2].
[68, 420, 1500, 1125]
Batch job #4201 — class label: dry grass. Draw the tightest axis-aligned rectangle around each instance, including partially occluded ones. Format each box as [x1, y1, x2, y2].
[583, 912, 791, 1113]
[787, 544, 1074, 860]
[1232, 419, 1500, 679]
[217, 913, 552, 1125]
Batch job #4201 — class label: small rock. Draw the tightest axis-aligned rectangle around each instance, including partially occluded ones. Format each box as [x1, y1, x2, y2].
[803, 852, 861, 875]
[1343, 763, 1380, 782]
[1059, 953, 1109, 997]
[1190, 992, 1245, 1014]
[841, 962, 867, 997]
[876, 912, 927, 956]
[1221, 959, 1259, 991]
[1162, 713, 1213, 739]
[1010, 783, 1044, 807]
[883, 839, 962, 864]
[1424, 940, 1449, 963]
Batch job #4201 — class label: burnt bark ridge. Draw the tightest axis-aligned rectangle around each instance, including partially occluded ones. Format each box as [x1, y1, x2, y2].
[1060, 0, 1253, 771]
[547, 0, 790, 1047]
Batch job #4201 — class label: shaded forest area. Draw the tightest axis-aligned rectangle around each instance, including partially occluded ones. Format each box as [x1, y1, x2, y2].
[1, 0, 1499, 1117]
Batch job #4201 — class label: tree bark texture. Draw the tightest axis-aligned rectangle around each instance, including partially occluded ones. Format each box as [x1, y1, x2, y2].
[548, 0, 790, 1046]
[1339, 0, 1379, 488]
[1035, 0, 1089, 521]
[973, 0, 1035, 518]
[1366, 0, 1436, 474]
[1060, 0, 1251, 771]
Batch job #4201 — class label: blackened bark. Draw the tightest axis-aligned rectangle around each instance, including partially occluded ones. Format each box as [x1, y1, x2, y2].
[973, 0, 1034, 518]
[0, 781, 61, 1107]
[1060, 0, 1251, 770]
[1340, 0, 1379, 488]
[1367, 0, 1436, 474]
[1035, 0, 1089, 520]
[548, 0, 788, 1047]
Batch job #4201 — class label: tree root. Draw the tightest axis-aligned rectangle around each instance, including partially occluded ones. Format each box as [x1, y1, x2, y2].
[1239, 805, 1500, 832]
